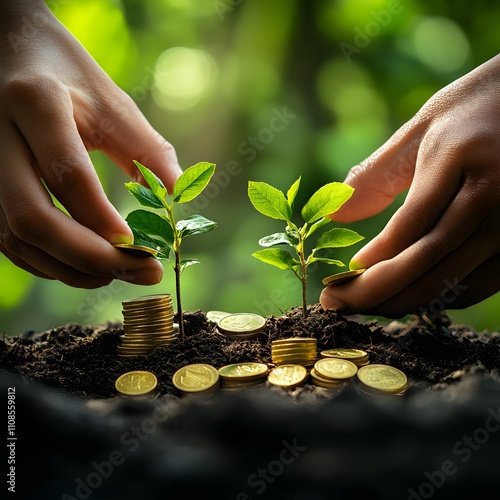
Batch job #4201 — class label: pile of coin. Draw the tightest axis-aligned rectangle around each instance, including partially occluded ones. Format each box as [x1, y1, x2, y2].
[216, 313, 266, 340]
[172, 363, 220, 397]
[321, 348, 369, 367]
[357, 364, 407, 396]
[268, 364, 308, 389]
[115, 370, 158, 398]
[310, 358, 358, 389]
[271, 338, 318, 366]
[218, 362, 269, 390]
[118, 294, 177, 358]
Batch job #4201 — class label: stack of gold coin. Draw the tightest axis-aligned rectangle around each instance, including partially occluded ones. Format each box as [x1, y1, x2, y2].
[310, 358, 358, 389]
[268, 364, 308, 389]
[115, 370, 158, 398]
[172, 363, 220, 397]
[357, 364, 408, 396]
[217, 313, 266, 340]
[218, 362, 269, 390]
[118, 294, 176, 358]
[271, 338, 318, 366]
[321, 348, 369, 367]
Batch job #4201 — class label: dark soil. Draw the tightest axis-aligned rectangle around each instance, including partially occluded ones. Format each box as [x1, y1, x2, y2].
[2, 305, 500, 499]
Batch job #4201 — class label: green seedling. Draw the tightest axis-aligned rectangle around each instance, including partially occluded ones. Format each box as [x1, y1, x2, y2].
[248, 177, 364, 318]
[125, 161, 216, 340]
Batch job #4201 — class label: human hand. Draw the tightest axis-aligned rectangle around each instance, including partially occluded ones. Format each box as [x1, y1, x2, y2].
[0, 0, 182, 288]
[320, 54, 500, 317]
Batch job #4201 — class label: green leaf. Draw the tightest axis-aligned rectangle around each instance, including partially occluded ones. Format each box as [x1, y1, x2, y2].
[176, 214, 217, 238]
[173, 162, 215, 203]
[305, 217, 331, 238]
[308, 256, 345, 267]
[130, 228, 170, 259]
[286, 177, 301, 209]
[133, 160, 167, 202]
[251, 248, 299, 270]
[315, 228, 364, 250]
[180, 259, 200, 274]
[126, 210, 174, 245]
[301, 182, 354, 223]
[248, 181, 292, 221]
[258, 232, 298, 248]
[125, 182, 163, 209]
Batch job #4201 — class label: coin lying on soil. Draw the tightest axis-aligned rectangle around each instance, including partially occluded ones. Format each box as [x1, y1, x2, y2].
[115, 370, 158, 396]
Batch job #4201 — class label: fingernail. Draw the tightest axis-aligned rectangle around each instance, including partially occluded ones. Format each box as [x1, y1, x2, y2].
[349, 258, 364, 271]
[320, 288, 348, 312]
[109, 232, 134, 245]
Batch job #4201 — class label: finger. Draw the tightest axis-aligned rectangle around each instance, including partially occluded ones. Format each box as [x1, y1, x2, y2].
[78, 87, 182, 192]
[332, 117, 427, 223]
[7, 78, 133, 245]
[0, 203, 110, 287]
[320, 184, 499, 314]
[447, 255, 500, 309]
[349, 134, 464, 269]
[0, 126, 164, 287]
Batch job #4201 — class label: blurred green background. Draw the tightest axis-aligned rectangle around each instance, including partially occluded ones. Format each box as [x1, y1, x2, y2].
[1, 0, 499, 335]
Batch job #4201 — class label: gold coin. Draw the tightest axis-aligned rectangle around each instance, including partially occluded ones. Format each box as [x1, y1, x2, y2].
[123, 307, 173, 317]
[120, 336, 175, 343]
[218, 313, 266, 334]
[124, 324, 175, 332]
[113, 243, 159, 257]
[115, 370, 157, 396]
[315, 358, 358, 380]
[321, 348, 367, 359]
[272, 337, 316, 344]
[309, 368, 343, 388]
[272, 346, 317, 354]
[322, 268, 366, 286]
[218, 362, 268, 381]
[273, 355, 318, 363]
[206, 311, 231, 323]
[172, 364, 219, 393]
[357, 364, 407, 393]
[123, 294, 172, 307]
[268, 364, 307, 388]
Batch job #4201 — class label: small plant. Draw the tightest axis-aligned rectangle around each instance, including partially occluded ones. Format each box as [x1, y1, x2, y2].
[248, 177, 364, 318]
[125, 160, 216, 340]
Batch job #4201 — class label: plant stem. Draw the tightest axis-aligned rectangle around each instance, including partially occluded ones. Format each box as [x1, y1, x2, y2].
[297, 235, 308, 319]
[165, 204, 184, 340]
[174, 245, 184, 341]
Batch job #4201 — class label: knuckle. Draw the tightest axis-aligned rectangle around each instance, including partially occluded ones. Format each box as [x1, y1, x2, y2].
[8, 204, 45, 245]
[4, 75, 67, 109]
[0, 226, 21, 255]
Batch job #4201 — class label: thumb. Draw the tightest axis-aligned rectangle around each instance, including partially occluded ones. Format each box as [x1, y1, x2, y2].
[332, 120, 424, 223]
